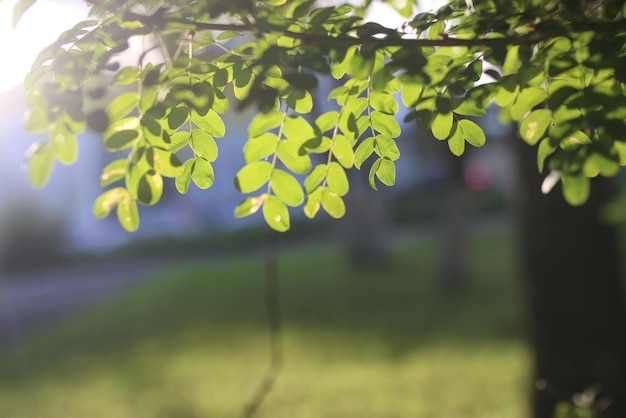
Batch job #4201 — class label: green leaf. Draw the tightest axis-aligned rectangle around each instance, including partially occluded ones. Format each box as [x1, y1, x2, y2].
[495, 76, 518, 107]
[304, 164, 327, 193]
[452, 99, 486, 117]
[447, 123, 465, 156]
[190, 129, 218, 162]
[117, 194, 139, 232]
[100, 159, 128, 187]
[271, 169, 304, 207]
[104, 117, 140, 151]
[107, 92, 139, 121]
[326, 162, 349, 196]
[283, 115, 316, 143]
[191, 158, 215, 189]
[286, 89, 313, 114]
[52, 125, 78, 164]
[248, 111, 283, 137]
[561, 175, 590, 206]
[537, 138, 557, 172]
[304, 186, 323, 218]
[511, 87, 548, 121]
[331, 134, 354, 168]
[339, 97, 368, 137]
[175, 159, 195, 194]
[401, 82, 422, 107]
[12, 0, 36, 29]
[277, 140, 312, 174]
[93, 187, 126, 219]
[235, 194, 268, 218]
[28, 142, 55, 188]
[315, 111, 340, 134]
[369, 91, 398, 115]
[459, 119, 486, 147]
[244, 133, 278, 163]
[235, 161, 272, 193]
[321, 188, 346, 219]
[431, 112, 453, 140]
[136, 171, 163, 206]
[153, 148, 182, 177]
[374, 134, 400, 160]
[191, 109, 225, 138]
[263, 195, 290, 232]
[354, 137, 375, 169]
[376, 158, 396, 186]
[370, 111, 401, 138]
[168, 106, 189, 130]
[520, 109, 551, 145]
[369, 158, 381, 190]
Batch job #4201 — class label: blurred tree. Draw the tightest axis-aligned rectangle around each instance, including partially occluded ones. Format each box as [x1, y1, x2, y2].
[11, 0, 626, 416]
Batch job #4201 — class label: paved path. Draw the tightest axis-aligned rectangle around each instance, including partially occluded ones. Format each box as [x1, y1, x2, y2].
[0, 257, 174, 351]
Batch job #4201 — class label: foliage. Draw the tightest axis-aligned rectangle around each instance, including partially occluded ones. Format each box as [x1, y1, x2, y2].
[10, 0, 626, 231]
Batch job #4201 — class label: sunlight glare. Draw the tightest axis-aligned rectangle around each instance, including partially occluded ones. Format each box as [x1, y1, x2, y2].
[0, 0, 87, 93]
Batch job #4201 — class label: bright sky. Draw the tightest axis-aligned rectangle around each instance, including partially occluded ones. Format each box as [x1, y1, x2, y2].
[0, 0, 88, 93]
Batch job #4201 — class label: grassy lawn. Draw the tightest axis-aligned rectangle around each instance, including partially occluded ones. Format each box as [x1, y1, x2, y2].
[0, 224, 530, 418]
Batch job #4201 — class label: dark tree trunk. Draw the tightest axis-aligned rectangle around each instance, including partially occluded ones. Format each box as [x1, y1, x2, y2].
[438, 151, 471, 291]
[516, 141, 626, 418]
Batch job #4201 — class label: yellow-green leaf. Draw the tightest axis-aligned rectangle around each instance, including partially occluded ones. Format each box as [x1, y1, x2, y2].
[263, 195, 290, 232]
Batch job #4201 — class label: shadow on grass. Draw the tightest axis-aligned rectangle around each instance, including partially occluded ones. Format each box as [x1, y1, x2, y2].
[0, 227, 523, 384]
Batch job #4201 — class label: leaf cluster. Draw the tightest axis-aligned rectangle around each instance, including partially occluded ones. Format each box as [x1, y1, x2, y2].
[16, 0, 626, 230]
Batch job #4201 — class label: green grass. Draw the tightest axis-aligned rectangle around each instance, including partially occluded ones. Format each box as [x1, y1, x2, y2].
[0, 226, 530, 418]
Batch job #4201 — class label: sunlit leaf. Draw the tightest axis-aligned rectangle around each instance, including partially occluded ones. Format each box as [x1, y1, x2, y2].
[190, 129, 218, 162]
[321, 188, 346, 219]
[263, 195, 290, 232]
[520, 109, 551, 145]
[93, 187, 125, 219]
[100, 159, 128, 187]
[235, 161, 272, 193]
[459, 119, 486, 147]
[191, 158, 215, 189]
[27, 142, 55, 188]
[235, 194, 268, 218]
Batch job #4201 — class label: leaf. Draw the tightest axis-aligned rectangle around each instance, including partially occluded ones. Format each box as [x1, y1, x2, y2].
[431, 112, 453, 140]
[374, 134, 400, 160]
[168, 106, 189, 130]
[283, 115, 316, 143]
[271, 169, 304, 207]
[235, 161, 272, 193]
[370, 111, 401, 138]
[93, 187, 126, 219]
[263, 195, 290, 232]
[511, 87, 548, 121]
[354, 137, 375, 169]
[339, 97, 368, 137]
[447, 122, 465, 156]
[12, 0, 36, 29]
[244, 133, 278, 163]
[136, 171, 163, 206]
[495, 76, 518, 107]
[304, 186, 323, 218]
[52, 125, 78, 165]
[561, 175, 590, 206]
[104, 117, 140, 151]
[315, 111, 340, 133]
[191, 158, 215, 189]
[175, 159, 195, 194]
[190, 129, 218, 162]
[117, 194, 139, 232]
[459, 119, 486, 147]
[153, 148, 182, 177]
[191, 109, 225, 138]
[107, 92, 139, 121]
[304, 164, 327, 193]
[28, 142, 55, 188]
[321, 188, 346, 219]
[277, 140, 311, 174]
[376, 158, 396, 186]
[537, 138, 557, 172]
[520, 109, 551, 145]
[401, 82, 422, 107]
[331, 134, 354, 168]
[248, 111, 284, 137]
[452, 99, 486, 117]
[369, 91, 398, 115]
[327, 162, 349, 196]
[235, 194, 268, 218]
[100, 159, 128, 187]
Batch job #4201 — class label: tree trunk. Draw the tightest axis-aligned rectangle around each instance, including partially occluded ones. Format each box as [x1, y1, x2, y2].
[516, 141, 626, 418]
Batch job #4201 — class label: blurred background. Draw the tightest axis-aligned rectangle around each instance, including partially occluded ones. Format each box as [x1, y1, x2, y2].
[1, 1, 625, 418]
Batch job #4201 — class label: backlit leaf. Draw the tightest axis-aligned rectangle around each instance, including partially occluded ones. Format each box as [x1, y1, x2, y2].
[235, 161, 272, 193]
[93, 187, 125, 219]
[271, 169, 304, 207]
[326, 162, 349, 196]
[459, 119, 486, 147]
[191, 158, 215, 189]
[244, 133, 278, 163]
[190, 129, 218, 162]
[28, 142, 55, 188]
[235, 194, 268, 218]
[321, 188, 346, 219]
[520, 109, 551, 145]
[263, 195, 290, 232]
